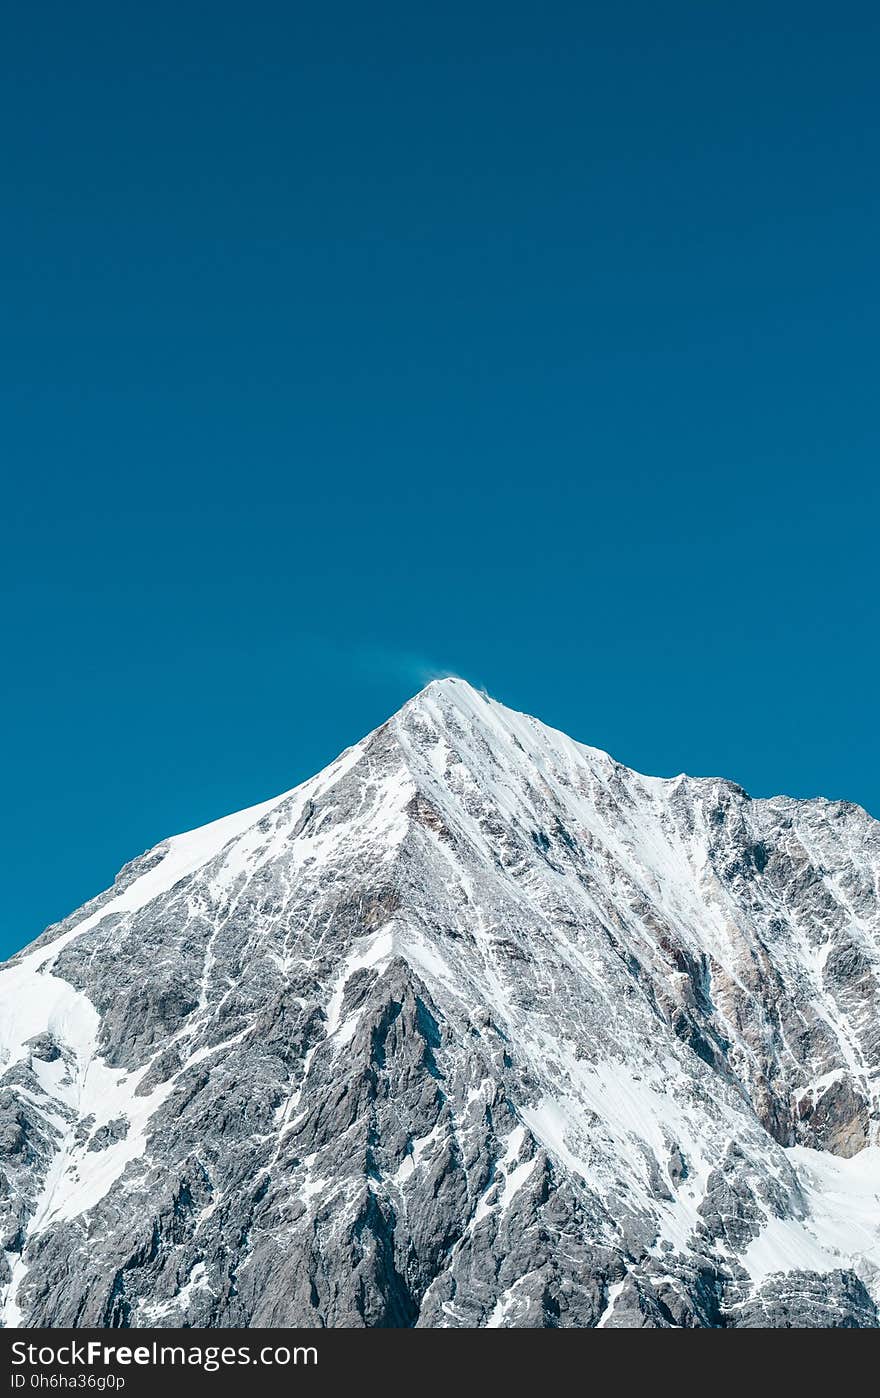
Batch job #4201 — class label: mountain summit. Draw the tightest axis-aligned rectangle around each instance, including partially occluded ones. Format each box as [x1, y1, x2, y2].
[1, 679, 878, 1327]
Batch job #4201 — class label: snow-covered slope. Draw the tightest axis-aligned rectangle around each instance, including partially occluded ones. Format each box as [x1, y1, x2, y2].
[1, 679, 878, 1327]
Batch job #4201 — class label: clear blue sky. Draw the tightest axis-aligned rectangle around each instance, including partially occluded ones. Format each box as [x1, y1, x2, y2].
[2, 3, 878, 958]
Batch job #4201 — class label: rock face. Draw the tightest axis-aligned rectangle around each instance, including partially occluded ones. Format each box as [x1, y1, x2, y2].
[1, 678, 878, 1328]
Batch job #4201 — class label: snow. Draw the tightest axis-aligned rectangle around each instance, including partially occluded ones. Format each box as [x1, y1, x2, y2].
[136, 1261, 215, 1323]
[744, 1146, 880, 1300]
[485, 1291, 516, 1327]
[595, 1279, 625, 1327]
[472, 1124, 535, 1224]
[395, 1121, 445, 1185]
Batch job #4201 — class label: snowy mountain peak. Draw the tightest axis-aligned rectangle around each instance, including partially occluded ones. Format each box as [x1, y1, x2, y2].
[402, 674, 614, 765]
[1, 686, 879, 1327]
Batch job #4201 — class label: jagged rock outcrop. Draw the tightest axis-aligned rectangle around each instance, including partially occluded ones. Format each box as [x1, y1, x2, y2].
[1, 679, 878, 1327]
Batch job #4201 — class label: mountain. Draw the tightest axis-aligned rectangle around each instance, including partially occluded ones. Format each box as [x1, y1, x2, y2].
[1, 678, 878, 1328]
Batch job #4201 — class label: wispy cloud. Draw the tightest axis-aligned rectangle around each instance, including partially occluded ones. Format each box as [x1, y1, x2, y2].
[277, 632, 488, 698]
[348, 644, 462, 691]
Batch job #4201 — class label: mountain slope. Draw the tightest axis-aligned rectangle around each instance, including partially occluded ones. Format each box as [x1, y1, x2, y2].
[1, 678, 878, 1328]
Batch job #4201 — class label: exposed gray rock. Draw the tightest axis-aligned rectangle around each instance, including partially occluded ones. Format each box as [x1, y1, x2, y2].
[731, 1269, 878, 1328]
[87, 1119, 129, 1153]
